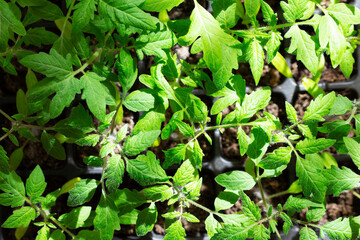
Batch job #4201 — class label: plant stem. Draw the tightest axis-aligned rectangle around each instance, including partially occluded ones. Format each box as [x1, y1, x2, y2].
[187, 199, 216, 214]
[290, 217, 319, 229]
[25, 199, 77, 239]
[257, 166, 268, 209]
[0, 128, 14, 142]
[346, 105, 358, 124]
[0, 109, 15, 122]
[351, 189, 360, 199]
[60, 0, 76, 38]
[110, 97, 124, 134]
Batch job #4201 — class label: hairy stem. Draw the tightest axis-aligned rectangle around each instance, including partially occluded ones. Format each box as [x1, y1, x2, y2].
[257, 166, 268, 209]
[0, 128, 14, 142]
[0, 109, 15, 122]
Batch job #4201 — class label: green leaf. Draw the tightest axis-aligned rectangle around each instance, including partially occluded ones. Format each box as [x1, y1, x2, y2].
[140, 185, 173, 202]
[0, 171, 25, 207]
[136, 202, 157, 236]
[81, 71, 115, 122]
[284, 195, 323, 213]
[68, 179, 100, 207]
[213, 0, 238, 29]
[188, 140, 204, 169]
[248, 38, 264, 85]
[261, 1, 277, 26]
[286, 101, 298, 124]
[36, 225, 50, 240]
[266, 31, 282, 62]
[319, 15, 346, 67]
[285, 25, 318, 75]
[29, 2, 63, 20]
[0, 1, 26, 51]
[116, 48, 137, 95]
[327, 3, 360, 29]
[59, 206, 92, 229]
[306, 207, 326, 222]
[72, 0, 96, 33]
[239, 191, 261, 221]
[238, 127, 250, 156]
[344, 137, 360, 170]
[215, 171, 256, 191]
[41, 131, 66, 160]
[164, 220, 186, 240]
[244, 0, 260, 17]
[258, 147, 292, 169]
[26, 165, 46, 200]
[254, 224, 270, 240]
[123, 130, 161, 156]
[20, 50, 73, 78]
[205, 214, 221, 238]
[215, 190, 240, 211]
[49, 229, 65, 240]
[296, 138, 336, 154]
[141, 0, 184, 12]
[0, 146, 9, 174]
[111, 188, 146, 215]
[173, 159, 198, 186]
[127, 151, 169, 186]
[329, 95, 353, 116]
[237, 87, 271, 121]
[323, 165, 360, 196]
[119, 209, 139, 225]
[280, 0, 309, 22]
[299, 227, 318, 240]
[98, 0, 156, 30]
[303, 92, 336, 121]
[94, 194, 120, 240]
[23, 27, 58, 47]
[183, 212, 200, 223]
[340, 48, 355, 79]
[104, 155, 125, 192]
[296, 155, 328, 202]
[247, 127, 269, 160]
[135, 24, 177, 60]
[163, 144, 187, 169]
[124, 90, 156, 112]
[2, 207, 35, 228]
[211, 93, 239, 115]
[83, 156, 103, 167]
[212, 224, 249, 240]
[77, 230, 100, 240]
[321, 217, 352, 240]
[179, 0, 240, 89]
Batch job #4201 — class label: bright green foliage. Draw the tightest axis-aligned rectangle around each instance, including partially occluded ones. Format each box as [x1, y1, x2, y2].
[323, 166, 360, 196]
[20, 50, 73, 78]
[68, 179, 100, 207]
[98, 0, 156, 31]
[215, 171, 256, 191]
[104, 155, 125, 192]
[2, 206, 35, 228]
[59, 206, 92, 229]
[136, 202, 157, 236]
[296, 155, 328, 202]
[321, 217, 352, 240]
[164, 220, 186, 240]
[126, 151, 169, 186]
[0, 1, 360, 239]
[41, 131, 66, 160]
[0, 171, 25, 207]
[285, 25, 318, 75]
[296, 138, 336, 154]
[299, 227, 317, 240]
[26, 165, 46, 201]
[123, 130, 161, 156]
[94, 195, 120, 240]
[141, 0, 184, 12]
[180, 0, 240, 89]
